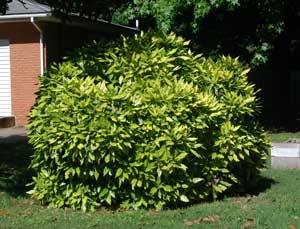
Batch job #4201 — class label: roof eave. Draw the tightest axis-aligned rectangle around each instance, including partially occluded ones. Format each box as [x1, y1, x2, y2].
[0, 14, 138, 34]
[39, 16, 138, 34]
[0, 13, 51, 23]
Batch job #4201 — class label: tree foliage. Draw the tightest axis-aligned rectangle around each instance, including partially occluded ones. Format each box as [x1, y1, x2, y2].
[113, 0, 288, 66]
[39, 0, 128, 20]
[2, 0, 297, 66]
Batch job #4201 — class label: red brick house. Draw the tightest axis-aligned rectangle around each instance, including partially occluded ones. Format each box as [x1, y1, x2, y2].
[0, 0, 137, 127]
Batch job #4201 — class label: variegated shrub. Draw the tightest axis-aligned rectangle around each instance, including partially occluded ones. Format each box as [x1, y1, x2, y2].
[27, 32, 270, 211]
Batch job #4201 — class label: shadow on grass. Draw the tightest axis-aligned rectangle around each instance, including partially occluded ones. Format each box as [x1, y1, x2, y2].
[245, 174, 277, 195]
[149, 174, 277, 211]
[225, 174, 277, 198]
[165, 172, 277, 210]
[0, 137, 34, 197]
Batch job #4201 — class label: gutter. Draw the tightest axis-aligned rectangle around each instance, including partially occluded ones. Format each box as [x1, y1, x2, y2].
[30, 17, 44, 75]
[0, 13, 50, 19]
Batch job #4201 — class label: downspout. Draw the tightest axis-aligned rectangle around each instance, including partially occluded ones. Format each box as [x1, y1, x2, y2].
[30, 17, 44, 75]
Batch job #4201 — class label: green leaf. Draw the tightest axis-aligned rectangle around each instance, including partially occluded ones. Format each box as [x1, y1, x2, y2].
[180, 195, 189, 203]
[176, 152, 188, 161]
[137, 180, 142, 187]
[94, 170, 99, 180]
[76, 167, 81, 176]
[115, 168, 123, 178]
[106, 194, 112, 205]
[77, 143, 84, 150]
[163, 185, 173, 192]
[182, 184, 188, 189]
[105, 154, 110, 163]
[192, 178, 204, 184]
[150, 187, 157, 195]
[99, 188, 109, 198]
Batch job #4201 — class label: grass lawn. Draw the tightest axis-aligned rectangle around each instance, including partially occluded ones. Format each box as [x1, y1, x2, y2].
[0, 141, 300, 228]
[269, 132, 300, 143]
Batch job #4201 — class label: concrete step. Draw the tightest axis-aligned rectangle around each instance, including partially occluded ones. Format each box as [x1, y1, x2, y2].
[271, 143, 300, 169]
[0, 116, 15, 128]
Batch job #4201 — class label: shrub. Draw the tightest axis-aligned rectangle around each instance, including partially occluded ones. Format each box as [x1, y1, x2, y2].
[27, 32, 270, 211]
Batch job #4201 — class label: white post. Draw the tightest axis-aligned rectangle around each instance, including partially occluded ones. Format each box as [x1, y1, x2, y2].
[135, 19, 139, 29]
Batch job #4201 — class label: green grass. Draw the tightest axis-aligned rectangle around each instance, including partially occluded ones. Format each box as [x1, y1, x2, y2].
[269, 132, 300, 143]
[1, 141, 300, 228]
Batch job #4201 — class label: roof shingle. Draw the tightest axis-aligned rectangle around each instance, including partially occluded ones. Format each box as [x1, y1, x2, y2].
[5, 0, 51, 15]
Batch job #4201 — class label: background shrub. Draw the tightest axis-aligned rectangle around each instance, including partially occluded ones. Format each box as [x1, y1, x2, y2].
[27, 32, 270, 211]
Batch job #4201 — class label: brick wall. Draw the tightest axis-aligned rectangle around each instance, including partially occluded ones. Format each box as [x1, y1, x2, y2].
[0, 22, 41, 126]
[0, 20, 130, 126]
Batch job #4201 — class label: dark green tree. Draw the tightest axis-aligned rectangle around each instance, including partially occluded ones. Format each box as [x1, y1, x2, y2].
[0, 0, 11, 14]
[38, 0, 129, 21]
[113, 0, 298, 66]
[1, 0, 299, 66]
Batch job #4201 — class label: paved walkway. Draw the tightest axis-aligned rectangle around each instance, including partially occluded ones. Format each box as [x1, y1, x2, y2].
[0, 127, 27, 142]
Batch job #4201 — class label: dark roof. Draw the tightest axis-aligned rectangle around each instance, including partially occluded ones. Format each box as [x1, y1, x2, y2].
[5, 0, 51, 15]
[0, 0, 138, 34]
